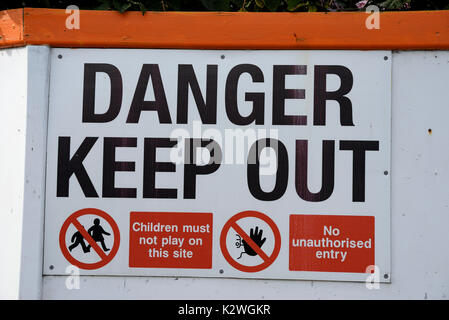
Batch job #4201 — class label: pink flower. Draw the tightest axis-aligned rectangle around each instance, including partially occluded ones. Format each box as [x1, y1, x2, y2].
[356, 0, 368, 9]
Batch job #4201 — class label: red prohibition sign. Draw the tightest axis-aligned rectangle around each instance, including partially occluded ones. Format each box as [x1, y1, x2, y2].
[59, 208, 120, 270]
[220, 210, 281, 273]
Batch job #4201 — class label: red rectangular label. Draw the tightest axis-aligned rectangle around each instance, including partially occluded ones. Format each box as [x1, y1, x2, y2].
[289, 214, 374, 273]
[129, 212, 212, 269]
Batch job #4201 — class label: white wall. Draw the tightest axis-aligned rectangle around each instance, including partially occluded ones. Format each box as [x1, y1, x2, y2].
[0, 46, 49, 299]
[0, 47, 28, 299]
[19, 46, 50, 299]
[1, 47, 448, 299]
[41, 51, 449, 299]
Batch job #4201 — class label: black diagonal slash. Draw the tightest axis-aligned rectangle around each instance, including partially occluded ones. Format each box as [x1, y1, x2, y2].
[70, 217, 108, 260]
[231, 222, 270, 262]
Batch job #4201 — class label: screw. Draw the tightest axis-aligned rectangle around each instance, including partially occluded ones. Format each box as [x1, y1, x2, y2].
[384, 273, 389, 279]
[384, 56, 388, 60]
[219, 269, 224, 274]
[58, 54, 63, 59]
[49, 265, 54, 270]
[220, 55, 225, 60]
[384, 170, 389, 176]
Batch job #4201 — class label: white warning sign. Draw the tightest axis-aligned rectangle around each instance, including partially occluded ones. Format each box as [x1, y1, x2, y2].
[44, 49, 391, 282]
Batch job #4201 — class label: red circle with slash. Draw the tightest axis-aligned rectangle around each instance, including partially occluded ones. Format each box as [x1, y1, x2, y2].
[220, 210, 281, 272]
[59, 208, 120, 270]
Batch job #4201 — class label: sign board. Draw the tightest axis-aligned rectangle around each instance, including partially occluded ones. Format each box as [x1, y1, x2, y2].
[44, 49, 391, 282]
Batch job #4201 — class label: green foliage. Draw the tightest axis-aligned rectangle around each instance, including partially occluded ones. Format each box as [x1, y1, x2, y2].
[0, 0, 448, 12]
[201, 0, 231, 11]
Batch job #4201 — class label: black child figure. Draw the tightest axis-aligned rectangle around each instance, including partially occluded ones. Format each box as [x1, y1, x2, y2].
[87, 218, 111, 252]
[68, 226, 90, 253]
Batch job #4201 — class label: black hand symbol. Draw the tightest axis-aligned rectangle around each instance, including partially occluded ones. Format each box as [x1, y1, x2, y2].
[242, 226, 266, 257]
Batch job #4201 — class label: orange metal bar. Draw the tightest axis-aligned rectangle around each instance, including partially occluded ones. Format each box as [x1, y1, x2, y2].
[1, 8, 448, 50]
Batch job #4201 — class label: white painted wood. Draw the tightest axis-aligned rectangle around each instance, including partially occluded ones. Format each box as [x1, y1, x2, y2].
[0, 45, 50, 299]
[19, 45, 50, 299]
[0, 47, 28, 299]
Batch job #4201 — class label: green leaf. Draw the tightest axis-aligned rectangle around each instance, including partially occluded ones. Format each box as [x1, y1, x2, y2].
[139, 4, 147, 14]
[264, 0, 281, 11]
[96, 1, 112, 10]
[120, 3, 132, 13]
[231, 0, 245, 7]
[201, 0, 231, 11]
[255, 0, 265, 8]
[128, 0, 147, 14]
[308, 4, 317, 12]
[380, 0, 408, 10]
[286, 0, 307, 11]
[112, 0, 121, 10]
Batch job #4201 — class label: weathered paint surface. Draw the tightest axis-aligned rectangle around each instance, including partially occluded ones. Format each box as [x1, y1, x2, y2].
[1, 47, 448, 299]
[1, 9, 449, 49]
[42, 51, 449, 299]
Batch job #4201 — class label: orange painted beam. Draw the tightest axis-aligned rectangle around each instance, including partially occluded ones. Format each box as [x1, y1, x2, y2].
[0, 9, 24, 48]
[1, 8, 448, 50]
